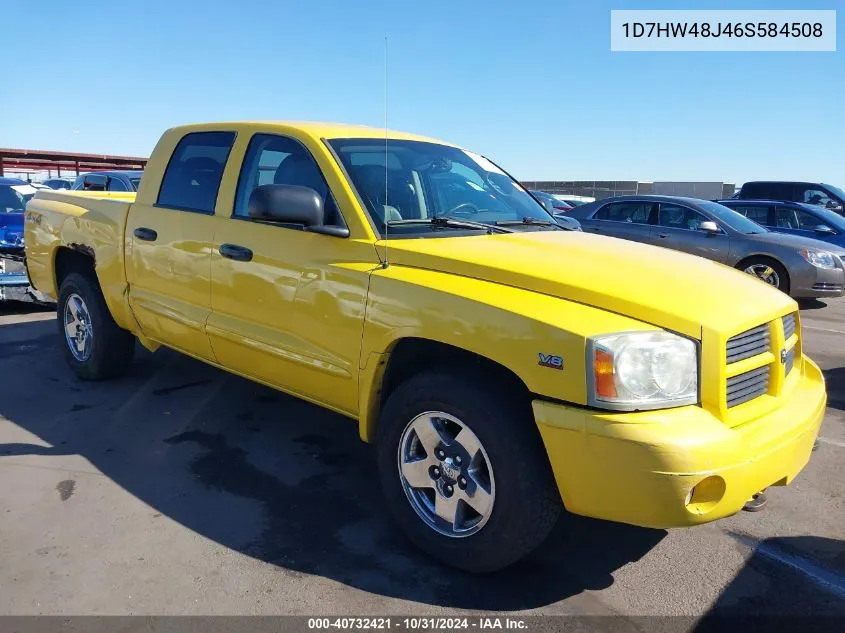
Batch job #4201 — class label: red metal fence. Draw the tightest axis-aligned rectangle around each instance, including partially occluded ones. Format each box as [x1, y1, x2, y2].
[0, 147, 147, 178]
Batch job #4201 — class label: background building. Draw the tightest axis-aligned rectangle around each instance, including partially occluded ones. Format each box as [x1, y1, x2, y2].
[522, 180, 736, 200]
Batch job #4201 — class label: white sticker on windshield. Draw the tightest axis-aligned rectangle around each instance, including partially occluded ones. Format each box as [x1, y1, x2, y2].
[463, 150, 506, 176]
[10, 185, 37, 196]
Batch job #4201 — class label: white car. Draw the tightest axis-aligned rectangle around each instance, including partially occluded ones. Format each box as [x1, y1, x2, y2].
[553, 194, 595, 206]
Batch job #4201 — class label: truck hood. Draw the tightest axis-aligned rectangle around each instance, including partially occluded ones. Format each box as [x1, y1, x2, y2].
[383, 230, 795, 339]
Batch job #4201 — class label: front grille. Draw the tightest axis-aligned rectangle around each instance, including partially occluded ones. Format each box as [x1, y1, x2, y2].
[727, 366, 770, 408]
[726, 324, 770, 364]
[812, 282, 842, 291]
[782, 313, 796, 341]
[784, 347, 795, 376]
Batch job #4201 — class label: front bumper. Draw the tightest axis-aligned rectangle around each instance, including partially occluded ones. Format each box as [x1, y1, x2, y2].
[533, 356, 825, 528]
[792, 263, 845, 298]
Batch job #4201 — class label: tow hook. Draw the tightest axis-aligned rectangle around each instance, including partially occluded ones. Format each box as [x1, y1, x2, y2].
[743, 490, 768, 512]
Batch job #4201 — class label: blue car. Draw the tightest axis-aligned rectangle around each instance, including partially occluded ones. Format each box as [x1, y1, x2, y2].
[719, 199, 845, 249]
[0, 177, 30, 255]
[0, 178, 49, 302]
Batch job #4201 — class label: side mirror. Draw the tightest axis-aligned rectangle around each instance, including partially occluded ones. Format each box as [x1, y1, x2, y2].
[699, 220, 720, 234]
[248, 184, 324, 227]
[814, 224, 836, 235]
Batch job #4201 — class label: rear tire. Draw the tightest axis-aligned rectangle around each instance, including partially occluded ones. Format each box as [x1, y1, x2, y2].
[376, 371, 562, 573]
[57, 272, 135, 380]
[737, 257, 790, 295]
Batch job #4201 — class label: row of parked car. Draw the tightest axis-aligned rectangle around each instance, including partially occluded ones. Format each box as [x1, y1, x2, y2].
[538, 181, 845, 299]
[0, 170, 142, 301]
[40, 170, 144, 192]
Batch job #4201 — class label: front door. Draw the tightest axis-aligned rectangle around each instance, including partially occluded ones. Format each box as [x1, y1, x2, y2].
[654, 203, 730, 262]
[126, 130, 236, 360]
[206, 133, 379, 416]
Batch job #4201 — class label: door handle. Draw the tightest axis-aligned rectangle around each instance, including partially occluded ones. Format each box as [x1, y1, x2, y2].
[133, 227, 157, 242]
[657, 233, 669, 238]
[219, 243, 253, 262]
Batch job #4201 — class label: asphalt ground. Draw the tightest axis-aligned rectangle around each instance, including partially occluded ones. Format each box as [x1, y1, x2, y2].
[0, 297, 842, 622]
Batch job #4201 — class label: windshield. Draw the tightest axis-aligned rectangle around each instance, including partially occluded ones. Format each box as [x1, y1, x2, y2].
[328, 139, 554, 236]
[0, 185, 35, 213]
[697, 200, 768, 234]
[824, 183, 845, 201]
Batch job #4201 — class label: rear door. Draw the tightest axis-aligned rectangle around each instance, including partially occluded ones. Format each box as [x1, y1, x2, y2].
[584, 201, 656, 244]
[125, 130, 235, 360]
[654, 203, 730, 262]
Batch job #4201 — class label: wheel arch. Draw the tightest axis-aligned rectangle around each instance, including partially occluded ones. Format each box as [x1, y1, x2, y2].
[359, 336, 533, 443]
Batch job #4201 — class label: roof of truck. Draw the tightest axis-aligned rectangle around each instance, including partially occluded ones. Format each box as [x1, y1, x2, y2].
[168, 121, 454, 146]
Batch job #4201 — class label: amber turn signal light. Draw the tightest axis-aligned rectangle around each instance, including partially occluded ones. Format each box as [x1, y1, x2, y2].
[594, 348, 617, 398]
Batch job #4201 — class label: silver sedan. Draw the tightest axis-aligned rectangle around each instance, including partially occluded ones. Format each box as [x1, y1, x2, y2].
[568, 195, 845, 298]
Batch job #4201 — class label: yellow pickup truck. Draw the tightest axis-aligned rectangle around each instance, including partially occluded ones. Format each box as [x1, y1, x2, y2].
[24, 122, 826, 572]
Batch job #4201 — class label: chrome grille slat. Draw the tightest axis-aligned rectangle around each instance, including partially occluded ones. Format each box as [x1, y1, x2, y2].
[783, 313, 796, 341]
[726, 325, 770, 364]
[726, 366, 770, 408]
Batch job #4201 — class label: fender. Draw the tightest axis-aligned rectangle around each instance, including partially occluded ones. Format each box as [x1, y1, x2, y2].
[356, 264, 659, 442]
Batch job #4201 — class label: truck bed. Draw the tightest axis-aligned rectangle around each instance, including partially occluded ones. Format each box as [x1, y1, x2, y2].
[24, 190, 137, 301]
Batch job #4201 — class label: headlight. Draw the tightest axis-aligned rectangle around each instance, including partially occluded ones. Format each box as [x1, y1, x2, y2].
[799, 249, 837, 269]
[588, 331, 698, 411]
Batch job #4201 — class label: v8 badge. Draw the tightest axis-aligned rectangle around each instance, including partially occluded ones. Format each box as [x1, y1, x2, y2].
[538, 353, 563, 370]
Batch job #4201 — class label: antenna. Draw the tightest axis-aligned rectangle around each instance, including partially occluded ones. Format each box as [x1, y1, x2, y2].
[382, 35, 389, 268]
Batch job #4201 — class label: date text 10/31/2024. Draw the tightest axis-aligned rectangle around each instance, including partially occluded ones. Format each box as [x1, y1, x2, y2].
[307, 618, 528, 630]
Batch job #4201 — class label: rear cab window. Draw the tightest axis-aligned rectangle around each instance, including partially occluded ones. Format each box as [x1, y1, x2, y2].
[157, 131, 236, 213]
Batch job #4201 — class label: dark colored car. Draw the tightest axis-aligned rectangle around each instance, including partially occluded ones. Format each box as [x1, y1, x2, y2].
[72, 170, 143, 192]
[719, 199, 845, 249]
[41, 178, 75, 190]
[736, 181, 845, 215]
[568, 195, 845, 298]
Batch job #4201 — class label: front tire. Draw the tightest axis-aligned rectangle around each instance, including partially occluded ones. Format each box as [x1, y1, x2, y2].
[57, 272, 135, 380]
[376, 371, 561, 573]
[737, 257, 790, 295]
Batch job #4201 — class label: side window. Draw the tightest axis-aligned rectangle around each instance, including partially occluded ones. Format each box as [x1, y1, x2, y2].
[795, 209, 824, 229]
[234, 133, 345, 227]
[157, 131, 235, 213]
[593, 202, 649, 223]
[774, 208, 799, 228]
[658, 204, 707, 230]
[82, 174, 108, 191]
[107, 177, 128, 192]
[732, 205, 770, 225]
[800, 187, 838, 210]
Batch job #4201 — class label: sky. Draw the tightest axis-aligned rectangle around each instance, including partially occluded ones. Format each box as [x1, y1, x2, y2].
[1, 0, 842, 185]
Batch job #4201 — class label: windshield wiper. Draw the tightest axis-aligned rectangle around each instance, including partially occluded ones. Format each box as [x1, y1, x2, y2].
[386, 217, 513, 234]
[495, 217, 563, 229]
